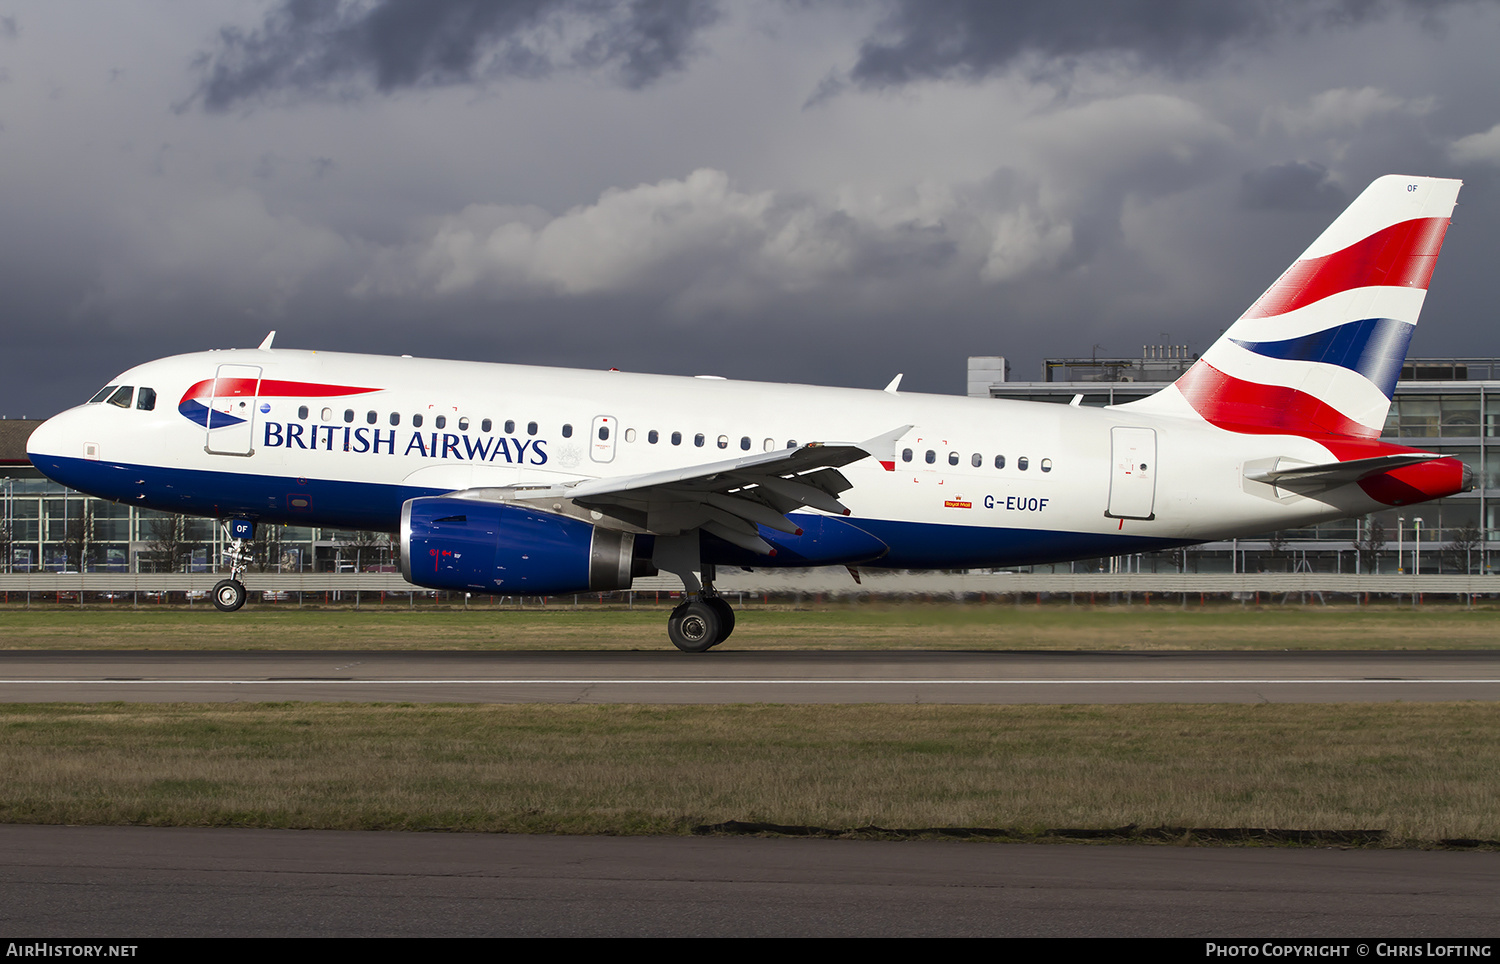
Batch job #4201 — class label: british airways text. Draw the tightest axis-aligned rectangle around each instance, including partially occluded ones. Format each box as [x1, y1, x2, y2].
[261, 422, 549, 465]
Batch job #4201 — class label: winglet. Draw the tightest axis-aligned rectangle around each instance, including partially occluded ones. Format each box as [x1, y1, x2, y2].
[258, 331, 277, 351]
[859, 424, 912, 473]
[883, 374, 903, 394]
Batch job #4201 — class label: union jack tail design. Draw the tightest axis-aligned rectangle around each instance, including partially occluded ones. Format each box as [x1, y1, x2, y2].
[1132, 175, 1462, 439]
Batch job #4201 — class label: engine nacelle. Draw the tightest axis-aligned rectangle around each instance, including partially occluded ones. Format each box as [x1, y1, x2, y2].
[400, 497, 652, 596]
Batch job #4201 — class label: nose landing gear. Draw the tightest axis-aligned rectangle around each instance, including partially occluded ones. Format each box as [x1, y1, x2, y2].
[212, 518, 255, 613]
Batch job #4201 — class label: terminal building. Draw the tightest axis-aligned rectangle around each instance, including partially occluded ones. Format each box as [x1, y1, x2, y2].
[968, 350, 1497, 575]
[2, 350, 1495, 577]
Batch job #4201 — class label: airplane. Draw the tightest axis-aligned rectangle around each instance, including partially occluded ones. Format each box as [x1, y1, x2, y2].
[26, 174, 1472, 651]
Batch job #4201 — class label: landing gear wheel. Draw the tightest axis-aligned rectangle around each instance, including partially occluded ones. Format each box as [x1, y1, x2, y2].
[705, 597, 735, 645]
[212, 578, 247, 613]
[667, 600, 722, 653]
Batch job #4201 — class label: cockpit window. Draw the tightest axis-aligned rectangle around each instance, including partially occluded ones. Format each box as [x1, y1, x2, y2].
[106, 386, 134, 409]
[136, 387, 156, 411]
[89, 386, 117, 404]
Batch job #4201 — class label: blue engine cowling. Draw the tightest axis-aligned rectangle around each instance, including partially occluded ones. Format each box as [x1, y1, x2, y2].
[400, 497, 651, 595]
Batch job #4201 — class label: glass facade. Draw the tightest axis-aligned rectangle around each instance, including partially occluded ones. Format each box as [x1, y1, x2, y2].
[0, 465, 392, 575]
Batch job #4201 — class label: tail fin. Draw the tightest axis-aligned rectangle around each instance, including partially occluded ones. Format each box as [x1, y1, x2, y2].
[1128, 175, 1461, 439]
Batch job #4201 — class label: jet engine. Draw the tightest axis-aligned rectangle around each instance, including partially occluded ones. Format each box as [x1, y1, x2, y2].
[400, 496, 653, 595]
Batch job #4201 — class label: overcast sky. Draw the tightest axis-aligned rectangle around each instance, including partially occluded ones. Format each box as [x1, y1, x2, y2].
[5, 0, 1500, 418]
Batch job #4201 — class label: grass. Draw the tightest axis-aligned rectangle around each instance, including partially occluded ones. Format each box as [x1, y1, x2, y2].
[1, 701, 1496, 846]
[0, 601, 1498, 650]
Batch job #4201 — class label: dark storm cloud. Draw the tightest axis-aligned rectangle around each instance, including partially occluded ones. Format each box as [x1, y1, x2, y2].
[190, 0, 720, 111]
[1239, 161, 1349, 212]
[848, 0, 1467, 86]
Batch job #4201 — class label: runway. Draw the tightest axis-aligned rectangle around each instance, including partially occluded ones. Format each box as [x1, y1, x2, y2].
[2, 649, 1498, 702]
[3, 825, 1497, 937]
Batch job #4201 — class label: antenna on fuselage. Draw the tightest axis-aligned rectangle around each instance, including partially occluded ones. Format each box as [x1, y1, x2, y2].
[258, 331, 276, 350]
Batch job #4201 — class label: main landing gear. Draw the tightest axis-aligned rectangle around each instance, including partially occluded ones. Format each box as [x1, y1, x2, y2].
[653, 532, 737, 652]
[666, 593, 736, 653]
[212, 519, 255, 613]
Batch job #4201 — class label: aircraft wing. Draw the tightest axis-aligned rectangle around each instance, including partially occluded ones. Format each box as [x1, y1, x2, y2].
[444, 425, 912, 555]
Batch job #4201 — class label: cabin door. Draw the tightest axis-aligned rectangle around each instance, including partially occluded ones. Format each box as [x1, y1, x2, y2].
[1105, 426, 1156, 520]
[205, 364, 262, 456]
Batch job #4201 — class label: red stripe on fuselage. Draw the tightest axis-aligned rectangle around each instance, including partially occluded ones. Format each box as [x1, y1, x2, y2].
[181, 378, 382, 403]
[1173, 360, 1378, 439]
[1242, 217, 1449, 320]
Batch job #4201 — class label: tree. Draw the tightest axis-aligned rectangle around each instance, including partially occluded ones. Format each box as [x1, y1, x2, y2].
[1353, 517, 1386, 574]
[250, 524, 285, 573]
[1444, 524, 1485, 575]
[144, 514, 195, 573]
[1267, 531, 1291, 572]
[58, 503, 96, 572]
[335, 529, 391, 571]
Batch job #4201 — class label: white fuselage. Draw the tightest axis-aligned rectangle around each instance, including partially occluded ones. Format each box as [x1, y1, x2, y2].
[26, 347, 1400, 571]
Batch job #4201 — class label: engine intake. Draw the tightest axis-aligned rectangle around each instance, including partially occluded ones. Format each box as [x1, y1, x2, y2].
[400, 497, 652, 595]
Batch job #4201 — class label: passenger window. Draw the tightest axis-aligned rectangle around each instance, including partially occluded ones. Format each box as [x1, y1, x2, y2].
[458, 417, 469, 431]
[994, 455, 1005, 469]
[527, 421, 538, 436]
[925, 450, 936, 464]
[366, 411, 378, 425]
[598, 426, 610, 441]
[390, 413, 401, 426]
[695, 434, 705, 447]
[787, 440, 797, 448]
[299, 406, 309, 420]
[342, 410, 353, 423]
[88, 386, 117, 404]
[1041, 458, 1053, 473]
[971, 453, 981, 467]
[435, 415, 446, 429]
[763, 438, 774, 452]
[321, 407, 333, 421]
[107, 386, 133, 409]
[649, 430, 659, 444]
[671, 431, 682, 446]
[1018, 457, 1029, 471]
[505, 420, 515, 434]
[947, 451, 959, 466]
[136, 388, 157, 411]
[413, 414, 423, 428]
[626, 428, 637, 442]
[902, 448, 912, 462]
[717, 435, 728, 449]
[481, 418, 492, 432]
[562, 423, 572, 438]
[740, 436, 750, 451]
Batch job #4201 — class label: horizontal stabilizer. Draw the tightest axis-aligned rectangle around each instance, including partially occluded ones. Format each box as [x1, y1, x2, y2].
[1245, 453, 1439, 487]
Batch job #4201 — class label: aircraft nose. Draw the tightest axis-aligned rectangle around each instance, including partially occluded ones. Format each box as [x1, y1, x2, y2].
[25, 411, 72, 461]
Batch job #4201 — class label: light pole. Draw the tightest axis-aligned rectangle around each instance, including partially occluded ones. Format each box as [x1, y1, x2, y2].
[1397, 516, 1405, 574]
[1414, 518, 1424, 576]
